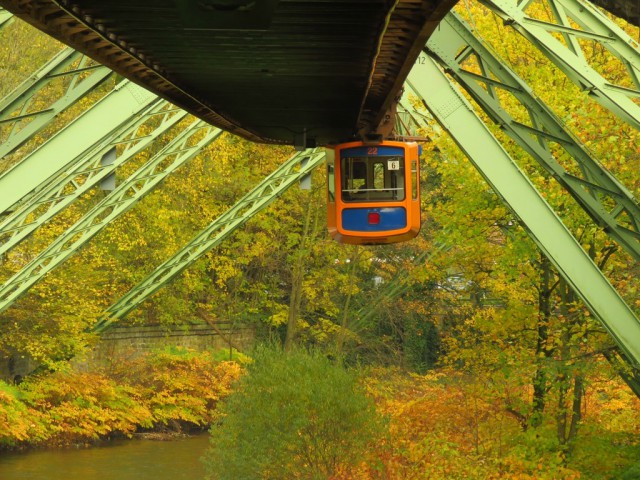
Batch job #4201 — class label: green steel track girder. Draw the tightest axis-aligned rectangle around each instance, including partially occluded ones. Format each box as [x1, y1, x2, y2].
[603, 348, 640, 398]
[1, 48, 80, 122]
[0, 81, 156, 215]
[397, 95, 436, 138]
[0, 47, 113, 159]
[0, 100, 187, 258]
[483, 0, 640, 131]
[0, 120, 221, 314]
[93, 148, 326, 332]
[354, 244, 452, 330]
[0, 8, 13, 28]
[407, 54, 640, 369]
[425, 12, 640, 261]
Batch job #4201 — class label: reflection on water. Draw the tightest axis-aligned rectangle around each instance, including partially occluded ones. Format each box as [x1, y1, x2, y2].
[0, 434, 209, 480]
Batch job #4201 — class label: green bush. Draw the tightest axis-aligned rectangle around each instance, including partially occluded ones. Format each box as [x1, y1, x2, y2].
[203, 347, 384, 480]
[619, 462, 640, 480]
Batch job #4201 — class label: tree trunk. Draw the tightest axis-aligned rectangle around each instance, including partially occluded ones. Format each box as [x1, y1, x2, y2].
[336, 247, 359, 355]
[284, 193, 318, 351]
[555, 278, 583, 458]
[567, 374, 584, 445]
[531, 254, 554, 428]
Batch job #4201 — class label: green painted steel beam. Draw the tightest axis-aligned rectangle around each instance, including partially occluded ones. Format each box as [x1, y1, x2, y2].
[0, 120, 221, 314]
[0, 101, 187, 257]
[93, 148, 326, 332]
[0, 81, 156, 215]
[0, 47, 113, 159]
[407, 54, 640, 369]
[603, 348, 640, 398]
[354, 243, 453, 329]
[483, 0, 640, 130]
[0, 48, 81, 122]
[425, 12, 640, 261]
[0, 8, 13, 28]
[396, 95, 435, 139]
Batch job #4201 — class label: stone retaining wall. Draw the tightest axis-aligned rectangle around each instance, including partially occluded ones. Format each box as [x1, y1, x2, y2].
[81, 322, 255, 369]
[1, 321, 254, 382]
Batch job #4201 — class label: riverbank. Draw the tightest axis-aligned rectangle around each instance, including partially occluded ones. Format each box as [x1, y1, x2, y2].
[2, 349, 640, 479]
[0, 348, 242, 450]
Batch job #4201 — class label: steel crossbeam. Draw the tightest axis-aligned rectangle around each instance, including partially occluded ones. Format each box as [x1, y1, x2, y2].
[354, 245, 452, 331]
[0, 120, 221, 314]
[93, 148, 326, 332]
[426, 12, 640, 261]
[0, 100, 187, 257]
[0, 47, 113, 159]
[396, 95, 435, 139]
[0, 8, 12, 28]
[483, 0, 640, 131]
[603, 347, 640, 397]
[407, 54, 640, 368]
[0, 81, 157, 215]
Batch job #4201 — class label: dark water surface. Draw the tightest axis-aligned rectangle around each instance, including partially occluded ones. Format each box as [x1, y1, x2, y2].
[0, 434, 209, 480]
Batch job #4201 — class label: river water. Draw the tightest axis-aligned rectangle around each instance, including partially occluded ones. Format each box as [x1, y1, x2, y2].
[0, 434, 209, 480]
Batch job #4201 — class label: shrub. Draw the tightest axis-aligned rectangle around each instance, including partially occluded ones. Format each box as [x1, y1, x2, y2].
[0, 381, 44, 446]
[115, 347, 242, 428]
[21, 372, 153, 446]
[620, 462, 640, 480]
[0, 348, 243, 448]
[203, 347, 384, 480]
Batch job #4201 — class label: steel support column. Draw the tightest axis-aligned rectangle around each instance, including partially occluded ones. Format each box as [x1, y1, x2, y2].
[0, 48, 113, 159]
[0, 8, 12, 28]
[407, 55, 640, 368]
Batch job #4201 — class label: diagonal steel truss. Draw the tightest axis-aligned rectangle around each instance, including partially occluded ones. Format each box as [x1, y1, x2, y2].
[0, 100, 187, 257]
[92, 148, 326, 332]
[426, 12, 640, 261]
[483, 0, 640, 130]
[0, 80, 157, 215]
[0, 7, 12, 28]
[0, 120, 221, 314]
[0, 47, 113, 159]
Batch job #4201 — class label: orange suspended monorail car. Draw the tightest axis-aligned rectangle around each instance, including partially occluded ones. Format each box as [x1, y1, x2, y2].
[327, 141, 421, 244]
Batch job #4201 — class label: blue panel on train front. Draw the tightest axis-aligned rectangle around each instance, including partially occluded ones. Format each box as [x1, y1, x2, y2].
[342, 146, 404, 157]
[342, 207, 407, 232]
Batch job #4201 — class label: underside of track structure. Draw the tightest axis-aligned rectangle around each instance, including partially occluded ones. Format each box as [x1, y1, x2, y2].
[0, 0, 457, 146]
[1, 0, 639, 146]
[590, 0, 640, 26]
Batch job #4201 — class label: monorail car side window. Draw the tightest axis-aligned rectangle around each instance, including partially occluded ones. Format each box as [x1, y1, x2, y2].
[411, 160, 418, 200]
[373, 162, 385, 190]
